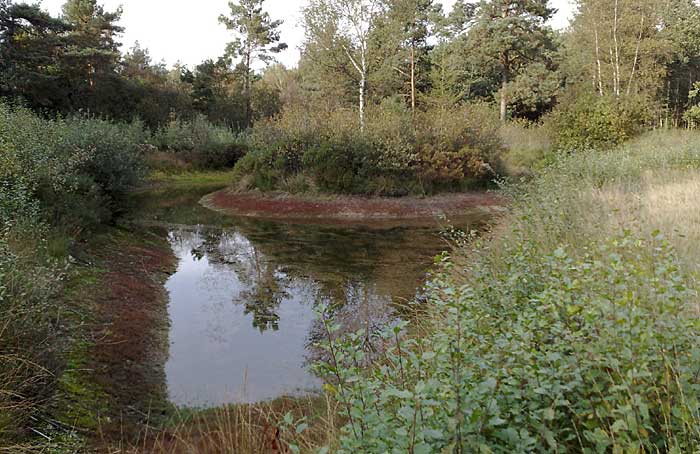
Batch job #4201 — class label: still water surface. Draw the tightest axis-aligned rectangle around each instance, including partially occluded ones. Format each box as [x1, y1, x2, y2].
[152, 188, 490, 407]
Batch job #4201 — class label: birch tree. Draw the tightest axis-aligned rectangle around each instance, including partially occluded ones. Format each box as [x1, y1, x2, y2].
[303, 0, 383, 131]
[568, 0, 671, 100]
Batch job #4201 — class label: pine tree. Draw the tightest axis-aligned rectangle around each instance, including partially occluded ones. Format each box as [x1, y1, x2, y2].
[219, 0, 287, 128]
[466, 0, 555, 122]
[0, 1, 71, 108]
[61, 0, 123, 95]
[377, 0, 437, 113]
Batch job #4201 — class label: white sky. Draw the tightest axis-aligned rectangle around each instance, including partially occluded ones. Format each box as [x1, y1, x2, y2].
[39, 0, 576, 69]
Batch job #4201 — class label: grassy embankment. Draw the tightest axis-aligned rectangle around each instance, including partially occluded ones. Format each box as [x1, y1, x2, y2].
[312, 129, 700, 452]
[4, 98, 700, 453]
[123, 130, 700, 454]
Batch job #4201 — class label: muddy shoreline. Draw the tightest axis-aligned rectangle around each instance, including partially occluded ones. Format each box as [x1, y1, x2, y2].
[55, 176, 500, 451]
[61, 226, 177, 448]
[201, 188, 504, 227]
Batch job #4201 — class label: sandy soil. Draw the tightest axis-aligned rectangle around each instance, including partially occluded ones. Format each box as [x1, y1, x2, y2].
[201, 189, 505, 227]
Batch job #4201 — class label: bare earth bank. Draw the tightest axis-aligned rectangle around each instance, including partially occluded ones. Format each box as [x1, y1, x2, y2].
[201, 188, 505, 227]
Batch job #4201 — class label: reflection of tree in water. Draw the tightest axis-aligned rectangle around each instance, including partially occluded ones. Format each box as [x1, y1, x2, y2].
[172, 227, 298, 333]
[305, 279, 396, 368]
[166, 219, 449, 336]
[238, 267, 289, 332]
[168, 228, 207, 261]
[200, 229, 293, 333]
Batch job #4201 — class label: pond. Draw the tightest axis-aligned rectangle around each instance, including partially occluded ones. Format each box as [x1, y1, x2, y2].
[131, 183, 492, 408]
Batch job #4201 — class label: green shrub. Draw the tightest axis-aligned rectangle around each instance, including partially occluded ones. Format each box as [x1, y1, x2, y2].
[412, 104, 503, 191]
[0, 102, 148, 229]
[55, 117, 147, 224]
[317, 232, 700, 453]
[232, 146, 290, 191]
[302, 137, 386, 194]
[547, 93, 651, 152]
[0, 101, 150, 445]
[313, 132, 700, 453]
[236, 103, 503, 195]
[151, 115, 247, 169]
[683, 82, 700, 127]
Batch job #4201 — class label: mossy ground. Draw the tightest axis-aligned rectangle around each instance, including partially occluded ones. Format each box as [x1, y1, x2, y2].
[31, 170, 336, 453]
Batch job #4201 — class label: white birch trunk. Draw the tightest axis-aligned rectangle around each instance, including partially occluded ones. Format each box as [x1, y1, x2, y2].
[359, 43, 366, 132]
[613, 0, 621, 97]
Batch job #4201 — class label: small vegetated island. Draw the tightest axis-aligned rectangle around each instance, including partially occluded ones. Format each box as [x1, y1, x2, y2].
[2, 0, 700, 452]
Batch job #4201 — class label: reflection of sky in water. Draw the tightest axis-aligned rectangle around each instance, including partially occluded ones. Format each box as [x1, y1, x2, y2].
[163, 219, 475, 408]
[165, 228, 324, 406]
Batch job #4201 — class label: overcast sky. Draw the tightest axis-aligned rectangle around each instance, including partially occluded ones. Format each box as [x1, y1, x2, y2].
[39, 0, 576, 69]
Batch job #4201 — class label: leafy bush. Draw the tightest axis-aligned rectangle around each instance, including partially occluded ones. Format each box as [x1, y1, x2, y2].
[0, 101, 151, 443]
[414, 103, 502, 191]
[233, 146, 290, 191]
[0, 102, 148, 229]
[302, 138, 384, 194]
[683, 82, 700, 127]
[313, 131, 700, 453]
[151, 115, 248, 169]
[235, 103, 503, 195]
[547, 93, 651, 152]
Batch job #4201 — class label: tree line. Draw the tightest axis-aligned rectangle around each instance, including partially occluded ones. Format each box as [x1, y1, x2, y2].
[3, 0, 700, 132]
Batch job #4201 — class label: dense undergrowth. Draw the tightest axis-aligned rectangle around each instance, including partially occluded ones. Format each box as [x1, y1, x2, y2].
[233, 103, 504, 196]
[0, 102, 147, 447]
[3, 93, 700, 453]
[313, 131, 700, 453]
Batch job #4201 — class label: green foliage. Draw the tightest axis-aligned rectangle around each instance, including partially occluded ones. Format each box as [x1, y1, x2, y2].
[151, 115, 248, 169]
[232, 147, 289, 191]
[460, 0, 556, 121]
[1, 102, 147, 229]
[547, 93, 651, 152]
[302, 137, 385, 194]
[219, 0, 287, 127]
[315, 133, 700, 452]
[414, 103, 502, 190]
[504, 62, 561, 120]
[683, 82, 700, 126]
[0, 100, 153, 446]
[234, 103, 502, 195]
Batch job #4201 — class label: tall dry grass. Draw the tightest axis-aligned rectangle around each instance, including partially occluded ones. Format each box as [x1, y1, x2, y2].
[504, 130, 700, 270]
[113, 395, 338, 454]
[498, 120, 552, 175]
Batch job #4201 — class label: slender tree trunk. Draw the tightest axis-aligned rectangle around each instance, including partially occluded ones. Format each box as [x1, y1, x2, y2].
[613, 0, 621, 97]
[609, 45, 616, 95]
[627, 14, 644, 96]
[410, 43, 416, 115]
[500, 50, 509, 123]
[499, 3, 509, 123]
[244, 49, 252, 128]
[86, 57, 96, 91]
[500, 69, 508, 123]
[359, 44, 366, 132]
[593, 22, 604, 96]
